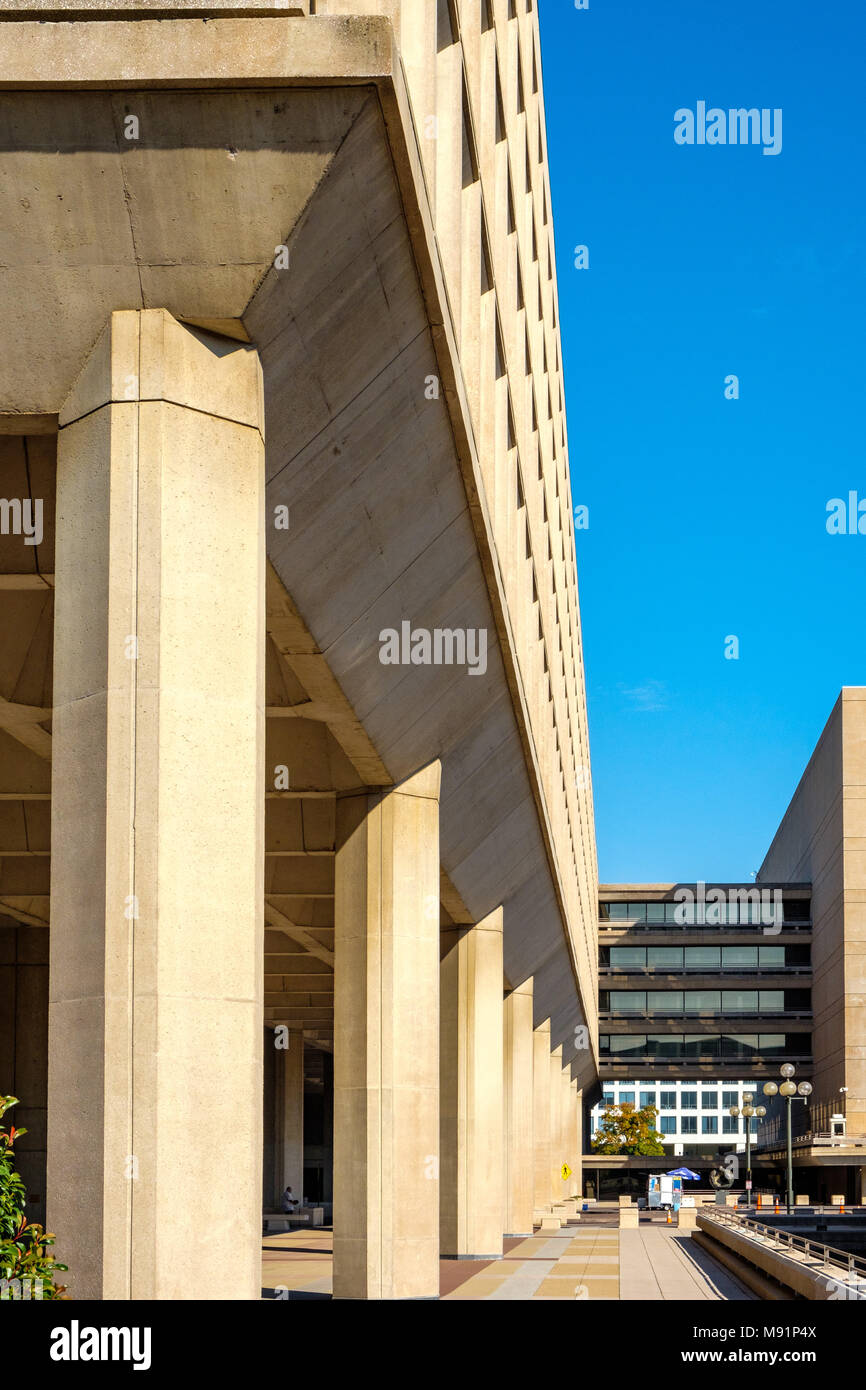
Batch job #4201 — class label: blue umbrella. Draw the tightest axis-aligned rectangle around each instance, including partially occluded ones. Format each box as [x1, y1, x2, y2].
[666, 1167, 701, 1180]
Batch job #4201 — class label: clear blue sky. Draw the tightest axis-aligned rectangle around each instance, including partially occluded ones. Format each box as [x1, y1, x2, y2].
[538, 0, 866, 883]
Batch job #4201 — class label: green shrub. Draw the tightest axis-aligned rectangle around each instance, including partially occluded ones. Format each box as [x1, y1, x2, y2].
[0, 1095, 68, 1299]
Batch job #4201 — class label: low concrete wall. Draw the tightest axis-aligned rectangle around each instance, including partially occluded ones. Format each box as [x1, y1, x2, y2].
[696, 1212, 866, 1300]
[691, 1231, 795, 1301]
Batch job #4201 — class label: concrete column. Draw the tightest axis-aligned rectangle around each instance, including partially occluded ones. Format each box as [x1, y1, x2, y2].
[503, 978, 534, 1237]
[570, 1082, 583, 1198]
[48, 309, 265, 1300]
[561, 1078, 575, 1200]
[532, 1019, 551, 1216]
[558, 1067, 572, 1202]
[321, 1051, 334, 1204]
[440, 909, 504, 1260]
[276, 1031, 304, 1207]
[333, 762, 441, 1300]
[558, 1070, 576, 1201]
[549, 1045, 564, 1203]
[439, 911, 508, 1262]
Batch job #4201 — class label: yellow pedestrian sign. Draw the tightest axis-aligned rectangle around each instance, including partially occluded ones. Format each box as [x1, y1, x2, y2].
[561, 1162, 572, 1181]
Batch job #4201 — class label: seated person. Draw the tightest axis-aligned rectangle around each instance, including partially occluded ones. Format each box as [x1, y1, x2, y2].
[281, 1185, 300, 1215]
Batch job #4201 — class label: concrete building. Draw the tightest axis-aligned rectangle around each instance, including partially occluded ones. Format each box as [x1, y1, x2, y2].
[590, 690, 866, 1205]
[598, 884, 813, 1081]
[586, 1077, 762, 1202]
[590, 1078, 762, 1154]
[756, 687, 866, 1201]
[0, 1, 599, 1299]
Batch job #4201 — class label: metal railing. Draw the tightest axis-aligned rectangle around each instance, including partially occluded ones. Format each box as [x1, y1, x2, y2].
[599, 923, 812, 935]
[754, 1131, 866, 1151]
[702, 1205, 866, 1282]
[807, 1132, 866, 1147]
[600, 1050, 813, 1059]
[600, 1011, 813, 1020]
[599, 966, 812, 975]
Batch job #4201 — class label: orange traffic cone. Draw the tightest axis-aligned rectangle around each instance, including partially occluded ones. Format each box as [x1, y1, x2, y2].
[839, 1202, 845, 1214]
[666, 1209, 672, 1224]
[774, 1200, 780, 1214]
[757, 1194, 762, 1209]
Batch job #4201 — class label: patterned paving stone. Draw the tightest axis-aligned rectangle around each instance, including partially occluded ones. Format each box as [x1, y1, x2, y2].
[261, 1220, 759, 1301]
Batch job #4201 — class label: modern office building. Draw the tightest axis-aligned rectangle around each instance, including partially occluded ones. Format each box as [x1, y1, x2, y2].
[589, 689, 866, 1204]
[598, 883, 813, 1081]
[0, 1, 599, 1300]
[590, 1078, 761, 1155]
[586, 1076, 762, 1202]
[756, 688, 866, 1201]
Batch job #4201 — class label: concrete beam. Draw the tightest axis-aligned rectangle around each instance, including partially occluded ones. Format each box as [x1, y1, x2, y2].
[264, 901, 334, 968]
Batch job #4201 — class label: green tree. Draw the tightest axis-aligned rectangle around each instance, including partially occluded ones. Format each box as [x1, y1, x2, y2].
[0, 1095, 67, 1299]
[591, 1102, 666, 1156]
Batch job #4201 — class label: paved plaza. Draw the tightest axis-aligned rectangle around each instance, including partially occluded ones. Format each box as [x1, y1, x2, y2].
[262, 1220, 757, 1301]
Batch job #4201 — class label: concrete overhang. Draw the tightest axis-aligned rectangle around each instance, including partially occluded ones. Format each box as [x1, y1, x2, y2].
[0, 13, 598, 1084]
[0, 16, 402, 416]
[586, 1154, 718, 1169]
[2, 3, 309, 14]
[756, 1147, 866, 1167]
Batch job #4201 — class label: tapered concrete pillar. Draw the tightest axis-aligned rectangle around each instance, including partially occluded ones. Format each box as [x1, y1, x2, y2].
[556, 1067, 568, 1202]
[532, 1019, 552, 1215]
[503, 979, 534, 1237]
[321, 1052, 334, 1204]
[440, 909, 504, 1259]
[571, 1083, 583, 1198]
[550, 1046, 565, 1203]
[48, 310, 265, 1300]
[560, 1069, 577, 1200]
[333, 762, 441, 1300]
[276, 1031, 304, 1206]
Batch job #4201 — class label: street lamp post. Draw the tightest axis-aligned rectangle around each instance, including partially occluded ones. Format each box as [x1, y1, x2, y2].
[728, 1093, 766, 1209]
[763, 1064, 812, 1216]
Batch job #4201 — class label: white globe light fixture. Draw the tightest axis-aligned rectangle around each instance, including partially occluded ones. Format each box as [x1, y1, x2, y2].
[728, 1090, 764, 1209]
[766, 1064, 812, 1215]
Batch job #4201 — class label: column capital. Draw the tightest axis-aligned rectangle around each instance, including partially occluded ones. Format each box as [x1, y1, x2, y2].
[508, 976, 534, 999]
[393, 759, 442, 802]
[59, 308, 263, 433]
[337, 758, 442, 810]
[475, 905, 503, 933]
